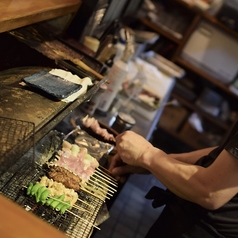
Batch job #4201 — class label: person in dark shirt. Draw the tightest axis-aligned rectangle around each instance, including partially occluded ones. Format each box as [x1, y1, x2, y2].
[109, 120, 238, 237]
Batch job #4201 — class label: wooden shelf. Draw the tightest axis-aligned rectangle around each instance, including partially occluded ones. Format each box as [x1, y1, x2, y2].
[171, 92, 230, 131]
[158, 107, 227, 150]
[140, 18, 182, 44]
[0, 0, 81, 33]
[141, 0, 238, 51]
[139, 0, 238, 149]
[157, 124, 206, 150]
[201, 10, 238, 39]
[173, 0, 238, 39]
[175, 57, 238, 99]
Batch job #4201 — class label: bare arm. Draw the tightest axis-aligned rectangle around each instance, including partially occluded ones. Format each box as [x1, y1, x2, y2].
[115, 131, 238, 210]
[142, 147, 238, 210]
[169, 146, 217, 164]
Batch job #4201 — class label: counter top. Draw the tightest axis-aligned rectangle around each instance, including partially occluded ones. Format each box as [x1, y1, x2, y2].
[0, 67, 100, 143]
[0, 194, 68, 238]
[0, 0, 82, 33]
[0, 66, 105, 176]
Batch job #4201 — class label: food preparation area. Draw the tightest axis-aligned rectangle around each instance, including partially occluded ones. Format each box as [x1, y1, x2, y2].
[0, 122, 118, 238]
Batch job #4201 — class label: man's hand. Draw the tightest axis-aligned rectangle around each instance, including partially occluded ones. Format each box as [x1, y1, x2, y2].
[108, 151, 150, 183]
[115, 131, 154, 167]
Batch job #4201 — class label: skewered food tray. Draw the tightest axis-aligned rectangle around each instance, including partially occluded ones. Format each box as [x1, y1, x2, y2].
[0, 126, 117, 238]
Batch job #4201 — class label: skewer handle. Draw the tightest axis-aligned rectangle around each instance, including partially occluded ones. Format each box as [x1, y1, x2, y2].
[72, 59, 104, 81]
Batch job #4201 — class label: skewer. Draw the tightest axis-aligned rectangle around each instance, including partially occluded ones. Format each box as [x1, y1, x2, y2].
[23, 185, 96, 209]
[44, 164, 105, 201]
[77, 197, 95, 208]
[91, 172, 116, 187]
[67, 210, 100, 230]
[80, 182, 110, 200]
[88, 179, 115, 195]
[93, 170, 118, 187]
[83, 184, 110, 200]
[98, 166, 118, 182]
[93, 171, 118, 187]
[92, 173, 117, 189]
[22, 186, 94, 214]
[50, 196, 93, 215]
[89, 176, 116, 194]
[86, 180, 113, 197]
[90, 175, 117, 193]
[72, 58, 104, 81]
[96, 167, 118, 184]
[79, 184, 106, 201]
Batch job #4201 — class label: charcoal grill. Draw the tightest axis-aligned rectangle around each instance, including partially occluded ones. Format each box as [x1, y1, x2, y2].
[0, 118, 115, 238]
[1, 162, 103, 238]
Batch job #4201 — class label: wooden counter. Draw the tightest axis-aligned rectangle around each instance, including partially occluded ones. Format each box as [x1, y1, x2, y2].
[0, 0, 81, 33]
[0, 194, 67, 238]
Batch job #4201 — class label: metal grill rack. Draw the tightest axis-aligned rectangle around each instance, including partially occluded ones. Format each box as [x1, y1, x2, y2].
[0, 127, 115, 238]
[0, 117, 35, 176]
[0, 162, 104, 238]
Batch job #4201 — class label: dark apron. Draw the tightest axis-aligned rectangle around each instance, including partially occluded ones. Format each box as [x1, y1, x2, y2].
[145, 187, 223, 238]
[145, 120, 238, 238]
